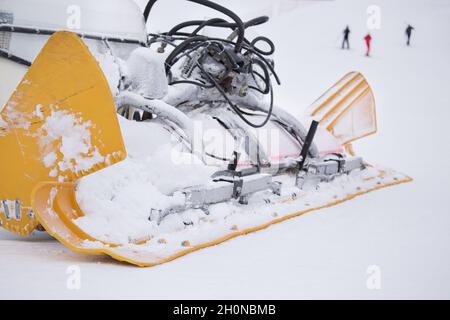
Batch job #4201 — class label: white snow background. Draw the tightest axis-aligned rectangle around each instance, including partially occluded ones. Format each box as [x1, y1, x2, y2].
[0, 0, 449, 299]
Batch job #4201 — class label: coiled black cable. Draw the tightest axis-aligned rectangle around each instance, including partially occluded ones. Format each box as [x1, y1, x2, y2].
[168, 15, 269, 36]
[144, 0, 280, 129]
[191, 18, 228, 35]
[187, 0, 245, 52]
[197, 62, 274, 128]
[164, 36, 208, 74]
[250, 36, 275, 56]
[145, 0, 245, 52]
[249, 58, 271, 94]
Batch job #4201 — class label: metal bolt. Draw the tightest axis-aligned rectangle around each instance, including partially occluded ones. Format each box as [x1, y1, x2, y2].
[14, 199, 21, 221]
[2, 200, 10, 220]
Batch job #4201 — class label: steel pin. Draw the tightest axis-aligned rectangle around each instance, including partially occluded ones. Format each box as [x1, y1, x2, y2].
[2, 200, 11, 220]
[15, 199, 21, 221]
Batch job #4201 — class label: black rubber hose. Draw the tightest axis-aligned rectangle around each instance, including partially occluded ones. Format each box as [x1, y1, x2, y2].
[186, 0, 245, 52]
[144, 0, 158, 22]
[169, 80, 215, 88]
[250, 36, 275, 56]
[249, 71, 269, 94]
[164, 35, 208, 74]
[197, 62, 274, 128]
[168, 42, 209, 67]
[146, 0, 245, 52]
[243, 46, 281, 85]
[249, 58, 271, 94]
[244, 16, 269, 28]
[168, 15, 269, 36]
[220, 16, 269, 42]
[168, 20, 209, 36]
[191, 18, 228, 35]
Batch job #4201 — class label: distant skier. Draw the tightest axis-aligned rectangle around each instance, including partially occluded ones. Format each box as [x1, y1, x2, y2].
[405, 24, 414, 46]
[342, 25, 350, 49]
[364, 33, 372, 57]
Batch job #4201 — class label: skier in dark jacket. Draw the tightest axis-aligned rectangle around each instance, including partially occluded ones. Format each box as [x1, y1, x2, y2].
[342, 25, 350, 49]
[405, 24, 414, 46]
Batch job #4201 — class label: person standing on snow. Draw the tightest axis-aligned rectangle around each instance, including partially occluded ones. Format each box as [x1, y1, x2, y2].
[342, 25, 350, 49]
[364, 33, 372, 56]
[405, 24, 414, 46]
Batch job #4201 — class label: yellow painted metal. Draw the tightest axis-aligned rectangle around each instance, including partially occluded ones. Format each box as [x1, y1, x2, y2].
[32, 182, 165, 266]
[308, 72, 377, 145]
[31, 171, 411, 267]
[310, 72, 362, 117]
[0, 31, 126, 235]
[25, 62, 409, 267]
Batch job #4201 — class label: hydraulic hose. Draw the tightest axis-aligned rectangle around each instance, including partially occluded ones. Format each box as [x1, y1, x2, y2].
[145, 0, 280, 129]
[191, 18, 228, 35]
[143, 0, 158, 23]
[164, 35, 208, 74]
[249, 58, 271, 94]
[145, 0, 245, 52]
[197, 62, 274, 128]
[244, 16, 269, 28]
[250, 36, 275, 56]
[186, 0, 245, 52]
[168, 16, 269, 36]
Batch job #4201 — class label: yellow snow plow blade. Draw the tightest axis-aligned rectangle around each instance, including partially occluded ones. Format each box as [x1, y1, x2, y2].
[308, 71, 377, 147]
[32, 182, 165, 267]
[28, 68, 409, 268]
[31, 172, 412, 268]
[0, 31, 126, 235]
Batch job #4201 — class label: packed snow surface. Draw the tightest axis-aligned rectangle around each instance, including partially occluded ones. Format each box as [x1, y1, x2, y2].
[75, 117, 217, 244]
[75, 161, 409, 259]
[1, 0, 449, 299]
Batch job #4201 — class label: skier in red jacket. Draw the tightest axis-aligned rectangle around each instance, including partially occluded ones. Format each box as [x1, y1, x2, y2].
[364, 33, 372, 56]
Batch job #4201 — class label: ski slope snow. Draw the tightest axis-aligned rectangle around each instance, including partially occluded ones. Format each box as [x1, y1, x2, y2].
[0, 0, 449, 299]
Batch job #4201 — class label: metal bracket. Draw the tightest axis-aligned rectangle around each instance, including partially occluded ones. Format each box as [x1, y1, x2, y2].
[1, 200, 10, 220]
[296, 156, 365, 189]
[232, 178, 244, 199]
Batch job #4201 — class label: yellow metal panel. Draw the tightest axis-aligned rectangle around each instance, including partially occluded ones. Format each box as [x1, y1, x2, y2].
[309, 71, 360, 117]
[308, 72, 377, 146]
[0, 32, 126, 235]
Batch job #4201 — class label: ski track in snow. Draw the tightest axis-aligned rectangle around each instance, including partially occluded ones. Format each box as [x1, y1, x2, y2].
[1, 0, 449, 299]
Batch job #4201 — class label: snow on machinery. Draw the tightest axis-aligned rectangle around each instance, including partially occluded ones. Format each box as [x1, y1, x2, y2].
[0, 0, 411, 266]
